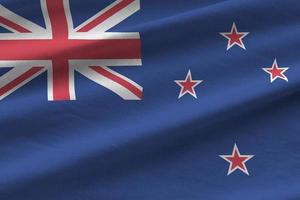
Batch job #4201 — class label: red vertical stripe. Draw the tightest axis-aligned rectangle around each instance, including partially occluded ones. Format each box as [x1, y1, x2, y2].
[46, 0, 69, 38]
[52, 59, 71, 100]
[46, 0, 71, 100]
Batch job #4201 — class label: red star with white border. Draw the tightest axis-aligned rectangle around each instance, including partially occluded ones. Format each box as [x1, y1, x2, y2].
[175, 70, 203, 99]
[262, 59, 289, 83]
[220, 22, 249, 50]
[219, 144, 254, 176]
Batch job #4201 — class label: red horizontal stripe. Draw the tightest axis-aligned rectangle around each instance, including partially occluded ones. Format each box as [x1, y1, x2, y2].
[0, 16, 31, 33]
[0, 67, 43, 97]
[78, 0, 135, 32]
[0, 39, 141, 60]
[91, 66, 142, 99]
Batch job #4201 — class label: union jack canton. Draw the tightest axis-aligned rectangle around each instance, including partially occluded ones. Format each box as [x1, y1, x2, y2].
[0, 0, 142, 101]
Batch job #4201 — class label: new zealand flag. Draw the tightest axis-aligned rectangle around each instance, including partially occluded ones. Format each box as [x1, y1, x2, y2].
[0, 0, 299, 199]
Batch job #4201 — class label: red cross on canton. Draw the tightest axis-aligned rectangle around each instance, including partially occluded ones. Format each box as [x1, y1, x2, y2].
[0, 0, 143, 101]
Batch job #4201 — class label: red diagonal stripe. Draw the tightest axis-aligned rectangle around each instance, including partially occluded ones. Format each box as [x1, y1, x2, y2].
[91, 66, 142, 99]
[77, 0, 135, 32]
[0, 16, 31, 33]
[0, 67, 43, 97]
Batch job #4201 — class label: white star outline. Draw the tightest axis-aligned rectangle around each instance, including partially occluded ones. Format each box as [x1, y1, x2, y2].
[174, 69, 203, 99]
[220, 22, 249, 50]
[219, 143, 254, 176]
[262, 59, 289, 83]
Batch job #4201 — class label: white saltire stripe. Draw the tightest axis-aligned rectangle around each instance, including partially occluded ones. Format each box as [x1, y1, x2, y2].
[0, 66, 46, 100]
[0, 4, 46, 33]
[74, 0, 140, 33]
[76, 66, 142, 100]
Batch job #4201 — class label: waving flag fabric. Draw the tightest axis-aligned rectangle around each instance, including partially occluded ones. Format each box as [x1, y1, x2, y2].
[0, 0, 300, 199]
